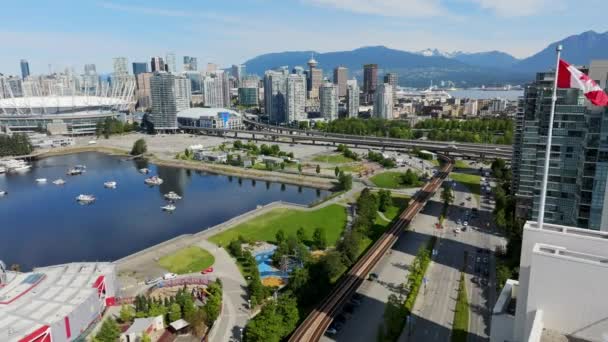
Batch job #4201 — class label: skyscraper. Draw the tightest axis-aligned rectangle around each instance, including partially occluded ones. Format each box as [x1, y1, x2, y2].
[150, 72, 182, 131]
[363, 64, 378, 104]
[347, 79, 360, 118]
[307, 56, 323, 99]
[206, 63, 218, 75]
[20, 60, 30, 79]
[264, 70, 287, 123]
[231, 64, 244, 84]
[286, 74, 307, 122]
[202, 74, 226, 107]
[112, 57, 128, 75]
[320, 82, 339, 121]
[374, 83, 393, 119]
[183, 56, 198, 71]
[132, 62, 148, 77]
[151, 57, 165, 72]
[333, 66, 348, 97]
[84, 64, 97, 75]
[383, 72, 398, 89]
[136, 72, 153, 109]
[165, 53, 177, 73]
[512, 60, 608, 230]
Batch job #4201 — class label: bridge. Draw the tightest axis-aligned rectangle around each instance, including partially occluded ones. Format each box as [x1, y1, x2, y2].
[186, 119, 512, 160]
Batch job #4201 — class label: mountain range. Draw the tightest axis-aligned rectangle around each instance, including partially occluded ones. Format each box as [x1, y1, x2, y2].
[242, 30, 608, 87]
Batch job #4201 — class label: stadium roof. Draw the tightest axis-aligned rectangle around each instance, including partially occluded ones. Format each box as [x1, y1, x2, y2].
[0, 262, 115, 342]
[177, 107, 240, 119]
[0, 96, 130, 109]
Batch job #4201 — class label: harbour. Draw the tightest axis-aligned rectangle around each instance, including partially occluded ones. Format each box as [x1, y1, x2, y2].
[0, 152, 329, 270]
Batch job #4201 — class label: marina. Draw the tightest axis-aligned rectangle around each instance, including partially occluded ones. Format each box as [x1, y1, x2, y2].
[0, 152, 329, 270]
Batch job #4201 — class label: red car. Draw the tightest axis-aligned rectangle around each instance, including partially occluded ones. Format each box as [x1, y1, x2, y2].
[201, 267, 214, 274]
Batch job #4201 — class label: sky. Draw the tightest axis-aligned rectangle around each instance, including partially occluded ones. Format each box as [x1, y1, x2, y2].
[1, 0, 607, 75]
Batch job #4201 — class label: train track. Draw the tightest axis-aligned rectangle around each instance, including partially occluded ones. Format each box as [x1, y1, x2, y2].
[288, 157, 454, 342]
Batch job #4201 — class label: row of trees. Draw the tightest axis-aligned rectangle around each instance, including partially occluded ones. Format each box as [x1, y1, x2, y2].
[95, 117, 137, 139]
[378, 237, 435, 342]
[323, 118, 513, 144]
[0, 134, 32, 157]
[232, 140, 295, 159]
[244, 294, 300, 342]
[336, 144, 359, 161]
[226, 238, 271, 307]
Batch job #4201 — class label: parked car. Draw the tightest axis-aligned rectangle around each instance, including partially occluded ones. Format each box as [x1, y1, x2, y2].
[368, 273, 379, 281]
[201, 267, 214, 274]
[163, 273, 177, 280]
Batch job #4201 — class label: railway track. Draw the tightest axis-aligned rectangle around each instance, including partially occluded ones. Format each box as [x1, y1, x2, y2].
[288, 157, 454, 342]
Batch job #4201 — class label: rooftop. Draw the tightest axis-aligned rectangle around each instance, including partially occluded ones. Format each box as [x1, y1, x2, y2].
[176, 107, 240, 119]
[0, 96, 130, 109]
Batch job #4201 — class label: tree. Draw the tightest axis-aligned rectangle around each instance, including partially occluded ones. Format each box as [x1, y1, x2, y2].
[168, 302, 182, 322]
[228, 239, 243, 257]
[312, 228, 327, 250]
[119, 304, 134, 323]
[378, 189, 393, 212]
[131, 138, 147, 155]
[316, 164, 321, 174]
[141, 332, 152, 342]
[337, 231, 362, 266]
[297, 164, 302, 174]
[95, 318, 120, 342]
[338, 171, 353, 191]
[441, 184, 454, 205]
[275, 229, 286, 244]
[296, 227, 307, 243]
[334, 166, 340, 178]
[321, 251, 344, 279]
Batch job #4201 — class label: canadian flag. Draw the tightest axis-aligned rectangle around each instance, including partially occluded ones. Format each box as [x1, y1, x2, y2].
[557, 59, 608, 106]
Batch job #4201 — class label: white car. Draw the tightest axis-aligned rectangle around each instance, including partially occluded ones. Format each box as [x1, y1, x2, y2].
[454, 228, 461, 234]
[463, 221, 468, 227]
[163, 273, 177, 280]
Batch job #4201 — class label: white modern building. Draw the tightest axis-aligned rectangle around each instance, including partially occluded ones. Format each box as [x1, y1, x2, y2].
[464, 99, 479, 116]
[490, 221, 608, 342]
[286, 74, 307, 122]
[374, 83, 393, 119]
[177, 107, 243, 130]
[112, 57, 128, 76]
[0, 262, 118, 342]
[150, 72, 190, 131]
[347, 79, 360, 118]
[165, 52, 177, 73]
[319, 82, 339, 121]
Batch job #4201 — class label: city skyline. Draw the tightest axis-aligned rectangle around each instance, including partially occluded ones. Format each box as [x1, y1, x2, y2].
[1, 0, 607, 75]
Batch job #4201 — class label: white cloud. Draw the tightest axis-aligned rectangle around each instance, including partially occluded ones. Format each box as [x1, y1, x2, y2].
[470, 0, 559, 16]
[302, 0, 446, 17]
[96, 1, 240, 24]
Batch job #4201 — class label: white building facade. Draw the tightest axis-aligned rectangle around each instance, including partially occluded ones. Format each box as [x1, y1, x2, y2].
[319, 82, 339, 121]
[374, 83, 393, 119]
[347, 79, 360, 118]
[286, 74, 307, 122]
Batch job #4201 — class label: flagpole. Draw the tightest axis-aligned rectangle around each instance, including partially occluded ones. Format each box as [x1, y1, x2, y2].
[537, 44, 562, 229]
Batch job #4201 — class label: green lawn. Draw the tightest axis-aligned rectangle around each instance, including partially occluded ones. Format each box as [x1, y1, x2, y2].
[451, 273, 470, 342]
[208, 204, 347, 247]
[335, 164, 364, 173]
[454, 160, 471, 169]
[370, 172, 422, 189]
[158, 246, 215, 274]
[312, 154, 355, 164]
[450, 172, 481, 202]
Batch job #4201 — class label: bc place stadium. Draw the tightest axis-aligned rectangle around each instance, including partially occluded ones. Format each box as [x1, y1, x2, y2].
[0, 74, 135, 135]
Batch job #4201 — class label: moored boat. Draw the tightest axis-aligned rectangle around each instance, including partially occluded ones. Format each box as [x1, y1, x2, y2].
[104, 181, 117, 188]
[2, 159, 32, 173]
[144, 176, 163, 185]
[161, 204, 176, 212]
[35, 178, 47, 183]
[0, 190, 7, 196]
[139, 168, 150, 174]
[76, 194, 96, 203]
[53, 179, 66, 185]
[67, 165, 86, 175]
[164, 191, 182, 201]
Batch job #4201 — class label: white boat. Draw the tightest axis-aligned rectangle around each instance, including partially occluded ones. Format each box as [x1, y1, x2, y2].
[76, 194, 95, 203]
[139, 168, 150, 174]
[35, 178, 47, 183]
[52, 179, 66, 185]
[161, 204, 176, 212]
[144, 176, 163, 185]
[0, 166, 5, 174]
[67, 165, 86, 175]
[104, 181, 117, 188]
[0, 190, 7, 196]
[2, 159, 32, 173]
[164, 191, 182, 201]
[75, 165, 87, 169]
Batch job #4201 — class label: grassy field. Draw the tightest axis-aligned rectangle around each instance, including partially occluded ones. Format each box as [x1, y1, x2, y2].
[313, 154, 355, 164]
[158, 246, 215, 274]
[450, 172, 481, 202]
[370, 171, 422, 189]
[208, 204, 347, 247]
[334, 164, 365, 173]
[451, 273, 470, 342]
[455, 160, 471, 169]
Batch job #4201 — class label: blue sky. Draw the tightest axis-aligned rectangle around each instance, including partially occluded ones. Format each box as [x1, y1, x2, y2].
[0, 0, 606, 74]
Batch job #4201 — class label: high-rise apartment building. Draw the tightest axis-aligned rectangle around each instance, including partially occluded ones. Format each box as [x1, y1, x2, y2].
[383, 72, 398, 89]
[286, 74, 307, 122]
[132, 62, 148, 77]
[84, 64, 97, 75]
[238, 88, 258, 107]
[112, 57, 128, 75]
[264, 70, 287, 123]
[231, 65, 244, 84]
[136, 72, 153, 109]
[184, 71, 202, 94]
[464, 100, 478, 116]
[512, 60, 608, 230]
[202, 74, 225, 108]
[220, 71, 231, 108]
[333, 66, 348, 97]
[320, 82, 339, 121]
[174, 75, 191, 111]
[206, 63, 218, 75]
[347, 79, 360, 118]
[363, 64, 378, 104]
[374, 83, 393, 119]
[150, 72, 187, 131]
[20, 59, 30, 79]
[151, 57, 165, 72]
[307, 56, 323, 99]
[165, 53, 177, 73]
[183, 56, 198, 71]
